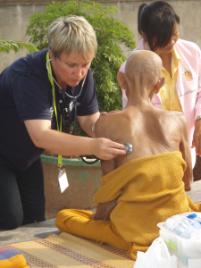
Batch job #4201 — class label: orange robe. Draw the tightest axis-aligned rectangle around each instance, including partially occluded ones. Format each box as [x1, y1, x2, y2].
[56, 151, 201, 260]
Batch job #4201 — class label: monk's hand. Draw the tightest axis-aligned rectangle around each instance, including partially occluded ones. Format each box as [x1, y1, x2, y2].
[92, 138, 126, 160]
[183, 169, 192, 191]
[92, 201, 117, 220]
[184, 178, 192, 191]
[192, 119, 201, 156]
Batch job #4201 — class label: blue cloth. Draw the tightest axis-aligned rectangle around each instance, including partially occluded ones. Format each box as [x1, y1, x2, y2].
[0, 247, 21, 260]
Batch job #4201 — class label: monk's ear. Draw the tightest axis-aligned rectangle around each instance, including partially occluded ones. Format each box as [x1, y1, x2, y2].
[117, 72, 128, 91]
[123, 75, 129, 90]
[154, 77, 165, 93]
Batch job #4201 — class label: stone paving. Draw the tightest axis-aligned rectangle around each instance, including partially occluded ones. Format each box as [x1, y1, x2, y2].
[0, 218, 58, 246]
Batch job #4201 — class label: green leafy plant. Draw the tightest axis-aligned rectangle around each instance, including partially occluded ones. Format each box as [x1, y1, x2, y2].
[0, 40, 37, 53]
[27, 0, 135, 111]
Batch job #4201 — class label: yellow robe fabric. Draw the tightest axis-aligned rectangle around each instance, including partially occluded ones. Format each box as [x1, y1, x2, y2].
[0, 254, 29, 268]
[56, 151, 201, 260]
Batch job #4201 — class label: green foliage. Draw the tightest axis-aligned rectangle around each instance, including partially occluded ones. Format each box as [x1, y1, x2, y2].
[0, 40, 37, 53]
[27, 0, 135, 112]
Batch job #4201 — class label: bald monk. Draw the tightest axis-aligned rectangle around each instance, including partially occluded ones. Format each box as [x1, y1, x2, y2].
[56, 50, 201, 260]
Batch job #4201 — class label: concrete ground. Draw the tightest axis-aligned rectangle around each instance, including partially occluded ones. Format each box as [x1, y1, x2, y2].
[186, 180, 201, 202]
[0, 218, 58, 246]
[0, 180, 201, 246]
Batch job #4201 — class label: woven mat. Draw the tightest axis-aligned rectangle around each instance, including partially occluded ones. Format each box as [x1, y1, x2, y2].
[10, 232, 134, 268]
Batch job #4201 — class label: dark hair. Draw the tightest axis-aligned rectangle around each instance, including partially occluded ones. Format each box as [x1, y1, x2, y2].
[138, 1, 180, 50]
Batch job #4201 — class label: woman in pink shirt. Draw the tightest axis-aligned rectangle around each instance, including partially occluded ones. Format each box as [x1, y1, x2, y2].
[117, 1, 201, 181]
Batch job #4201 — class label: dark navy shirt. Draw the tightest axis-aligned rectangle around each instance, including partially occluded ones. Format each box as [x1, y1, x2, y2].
[0, 49, 98, 170]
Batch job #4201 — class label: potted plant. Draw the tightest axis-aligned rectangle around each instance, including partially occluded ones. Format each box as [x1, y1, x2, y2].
[0, 40, 37, 53]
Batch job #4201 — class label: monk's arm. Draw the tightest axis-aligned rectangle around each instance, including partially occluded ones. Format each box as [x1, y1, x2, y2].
[179, 115, 193, 191]
[92, 199, 117, 220]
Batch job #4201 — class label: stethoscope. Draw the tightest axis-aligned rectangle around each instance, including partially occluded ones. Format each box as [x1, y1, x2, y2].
[46, 52, 99, 165]
[46, 52, 86, 121]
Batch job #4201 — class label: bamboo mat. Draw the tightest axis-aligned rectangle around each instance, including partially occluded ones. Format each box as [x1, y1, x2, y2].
[10, 232, 134, 268]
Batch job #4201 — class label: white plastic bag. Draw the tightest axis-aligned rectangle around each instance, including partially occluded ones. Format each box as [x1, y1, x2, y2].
[158, 212, 201, 268]
[134, 237, 177, 268]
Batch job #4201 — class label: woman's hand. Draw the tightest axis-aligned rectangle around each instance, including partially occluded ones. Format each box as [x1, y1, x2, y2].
[92, 138, 126, 160]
